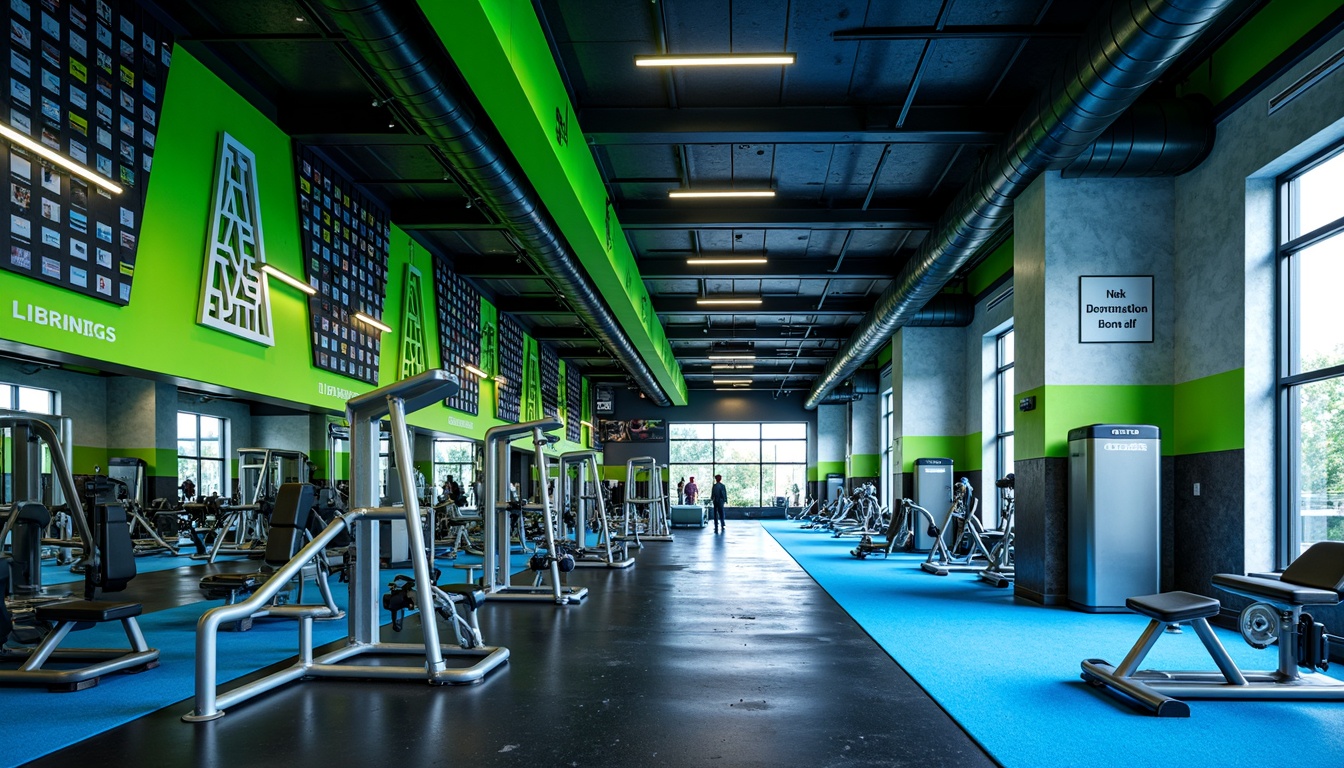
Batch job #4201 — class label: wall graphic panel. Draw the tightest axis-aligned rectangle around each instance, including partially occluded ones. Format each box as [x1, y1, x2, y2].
[294, 145, 390, 386]
[431, 255, 481, 415]
[1, 0, 173, 304]
[565, 363, 581, 443]
[197, 133, 270, 344]
[398, 263, 426, 379]
[496, 312, 523, 423]
[540, 340, 558, 417]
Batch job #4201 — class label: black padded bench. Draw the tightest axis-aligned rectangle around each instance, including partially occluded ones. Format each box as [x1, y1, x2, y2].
[200, 484, 317, 608]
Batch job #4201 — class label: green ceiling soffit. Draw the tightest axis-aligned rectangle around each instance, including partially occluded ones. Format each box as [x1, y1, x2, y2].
[417, 0, 688, 406]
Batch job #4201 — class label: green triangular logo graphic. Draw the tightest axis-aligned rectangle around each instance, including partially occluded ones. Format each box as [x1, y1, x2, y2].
[399, 265, 428, 379]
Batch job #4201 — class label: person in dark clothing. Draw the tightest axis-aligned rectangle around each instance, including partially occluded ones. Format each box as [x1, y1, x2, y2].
[710, 474, 728, 533]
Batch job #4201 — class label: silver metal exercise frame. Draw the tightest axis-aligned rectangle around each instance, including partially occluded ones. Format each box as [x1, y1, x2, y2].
[184, 370, 508, 722]
[480, 418, 588, 604]
[557, 450, 633, 569]
[618, 457, 672, 543]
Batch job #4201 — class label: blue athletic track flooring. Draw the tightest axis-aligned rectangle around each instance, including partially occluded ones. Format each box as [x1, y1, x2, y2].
[761, 520, 1344, 768]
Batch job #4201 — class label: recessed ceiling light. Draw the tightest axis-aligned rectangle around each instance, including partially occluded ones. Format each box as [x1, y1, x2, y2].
[669, 190, 775, 199]
[259, 264, 317, 295]
[696, 298, 763, 306]
[707, 354, 756, 360]
[354, 312, 392, 333]
[686, 257, 768, 266]
[713, 379, 751, 385]
[635, 54, 795, 67]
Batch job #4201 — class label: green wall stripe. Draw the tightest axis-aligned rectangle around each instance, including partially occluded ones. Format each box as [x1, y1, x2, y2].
[849, 453, 880, 477]
[899, 436, 965, 473]
[968, 236, 1014, 297]
[1174, 368, 1245, 454]
[1014, 384, 1175, 461]
[815, 461, 845, 479]
[961, 432, 984, 472]
[72, 445, 109, 475]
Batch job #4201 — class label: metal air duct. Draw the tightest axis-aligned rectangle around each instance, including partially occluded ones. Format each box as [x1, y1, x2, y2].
[804, 0, 1234, 409]
[315, 0, 672, 406]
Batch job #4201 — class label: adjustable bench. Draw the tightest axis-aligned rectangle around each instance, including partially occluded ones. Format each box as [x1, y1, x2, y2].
[1081, 541, 1344, 716]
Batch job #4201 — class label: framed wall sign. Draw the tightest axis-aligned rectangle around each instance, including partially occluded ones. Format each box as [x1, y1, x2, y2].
[1079, 275, 1154, 343]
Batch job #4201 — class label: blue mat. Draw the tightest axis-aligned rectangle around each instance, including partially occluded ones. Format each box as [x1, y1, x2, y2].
[39, 552, 250, 587]
[761, 521, 1344, 768]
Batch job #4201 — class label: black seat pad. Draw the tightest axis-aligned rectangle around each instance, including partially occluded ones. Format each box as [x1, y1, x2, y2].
[442, 583, 486, 611]
[1126, 591, 1220, 623]
[200, 573, 263, 588]
[35, 599, 142, 623]
[1212, 574, 1341, 606]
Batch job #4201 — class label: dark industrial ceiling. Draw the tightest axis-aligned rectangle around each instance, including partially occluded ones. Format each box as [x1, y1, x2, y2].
[150, 0, 1263, 395]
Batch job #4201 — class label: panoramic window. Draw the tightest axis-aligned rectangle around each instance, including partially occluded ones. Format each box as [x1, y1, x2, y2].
[1279, 143, 1344, 558]
[669, 422, 807, 507]
[177, 412, 228, 497]
[996, 328, 1015, 486]
[433, 438, 476, 504]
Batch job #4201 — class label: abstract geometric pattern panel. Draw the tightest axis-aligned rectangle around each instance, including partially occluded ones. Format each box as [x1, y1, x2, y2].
[1, 0, 174, 305]
[197, 133, 271, 345]
[539, 341, 559, 417]
[590, 383, 602, 451]
[565, 363, 581, 443]
[431, 255, 481, 415]
[495, 312, 524, 423]
[398, 264, 427, 379]
[294, 145, 390, 385]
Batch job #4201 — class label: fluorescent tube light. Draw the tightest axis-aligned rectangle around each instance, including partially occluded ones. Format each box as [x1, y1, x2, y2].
[707, 354, 756, 360]
[463, 363, 490, 379]
[686, 257, 768, 266]
[635, 54, 795, 67]
[713, 379, 751, 385]
[711, 364, 754, 370]
[696, 298, 763, 306]
[259, 264, 317, 295]
[715, 386, 751, 391]
[580, 420, 594, 429]
[0, 121, 123, 194]
[354, 312, 392, 334]
[669, 190, 775, 199]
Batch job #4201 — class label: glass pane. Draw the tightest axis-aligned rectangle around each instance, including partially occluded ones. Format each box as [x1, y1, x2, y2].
[761, 423, 805, 439]
[178, 412, 196, 439]
[1295, 149, 1344, 238]
[1295, 233, 1344, 374]
[16, 386, 51, 414]
[199, 439, 222, 459]
[1000, 367, 1015, 434]
[718, 464, 761, 506]
[200, 416, 221, 439]
[200, 460, 223, 497]
[715, 440, 760, 463]
[715, 423, 760, 440]
[433, 440, 450, 464]
[669, 466, 711, 501]
[177, 440, 196, 457]
[1000, 435, 1015, 480]
[178, 458, 198, 489]
[0, 383, 11, 409]
[1297, 378, 1344, 554]
[670, 440, 714, 463]
[670, 423, 713, 440]
[761, 440, 806, 463]
[1000, 329, 1015, 366]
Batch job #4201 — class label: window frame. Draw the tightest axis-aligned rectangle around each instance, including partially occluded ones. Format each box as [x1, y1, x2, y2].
[0, 382, 58, 414]
[995, 328, 1015, 489]
[177, 411, 229, 498]
[432, 437, 477, 505]
[669, 422, 808, 508]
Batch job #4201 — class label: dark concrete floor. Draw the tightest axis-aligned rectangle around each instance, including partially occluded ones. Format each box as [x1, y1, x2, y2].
[24, 522, 995, 768]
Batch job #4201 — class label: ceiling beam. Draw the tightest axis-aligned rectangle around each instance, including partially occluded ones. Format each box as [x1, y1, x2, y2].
[653, 297, 871, 316]
[831, 25, 1082, 41]
[460, 257, 894, 280]
[664, 326, 854, 341]
[391, 202, 507, 231]
[619, 205, 937, 231]
[581, 106, 1006, 146]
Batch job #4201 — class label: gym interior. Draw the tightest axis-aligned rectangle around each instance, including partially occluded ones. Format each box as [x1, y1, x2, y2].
[3, 0, 1344, 765]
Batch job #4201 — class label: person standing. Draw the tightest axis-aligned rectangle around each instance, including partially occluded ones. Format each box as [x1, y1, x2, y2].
[684, 477, 698, 505]
[710, 474, 727, 534]
[676, 477, 686, 505]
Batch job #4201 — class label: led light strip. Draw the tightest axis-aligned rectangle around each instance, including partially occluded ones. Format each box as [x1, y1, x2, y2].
[687, 257, 768, 265]
[707, 354, 756, 360]
[0, 121, 123, 195]
[635, 54, 795, 67]
[463, 363, 491, 379]
[712, 379, 751, 385]
[669, 190, 775, 199]
[353, 312, 392, 333]
[580, 420, 594, 429]
[260, 264, 317, 295]
[711, 364, 755, 370]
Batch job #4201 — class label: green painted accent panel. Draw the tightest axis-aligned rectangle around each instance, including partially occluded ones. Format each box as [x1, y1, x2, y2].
[417, 0, 687, 405]
[1179, 0, 1344, 105]
[600, 465, 625, 481]
[1014, 385, 1175, 461]
[816, 461, 846, 479]
[806, 465, 819, 482]
[898, 436, 965, 473]
[968, 236, 1014, 297]
[97, 447, 178, 476]
[72, 445, 109, 474]
[876, 345, 892, 368]
[1174, 368, 1245, 454]
[850, 453, 880, 477]
[962, 432, 984, 472]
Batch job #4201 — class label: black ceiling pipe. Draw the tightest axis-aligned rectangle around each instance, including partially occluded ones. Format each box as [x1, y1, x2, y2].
[805, 0, 1235, 409]
[314, 0, 672, 407]
[905, 293, 974, 327]
[1061, 95, 1215, 177]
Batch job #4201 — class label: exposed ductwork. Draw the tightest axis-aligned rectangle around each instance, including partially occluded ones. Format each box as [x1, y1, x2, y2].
[905, 293, 974, 327]
[1061, 96, 1215, 178]
[804, 0, 1234, 409]
[315, 0, 672, 406]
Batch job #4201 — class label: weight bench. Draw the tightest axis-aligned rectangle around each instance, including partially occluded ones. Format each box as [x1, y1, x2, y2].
[1081, 541, 1344, 716]
[0, 500, 159, 691]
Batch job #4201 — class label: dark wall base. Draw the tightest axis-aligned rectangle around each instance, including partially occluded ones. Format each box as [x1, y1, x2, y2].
[1172, 449, 1246, 596]
[1013, 457, 1068, 606]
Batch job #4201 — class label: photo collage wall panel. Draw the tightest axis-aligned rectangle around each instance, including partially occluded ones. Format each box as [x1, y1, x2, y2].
[590, 385, 601, 451]
[539, 340, 558, 418]
[564, 363, 580, 443]
[2, 0, 173, 304]
[294, 145, 390, 386]
[431, 255, 481, 416]
[495, 311, 523, 423]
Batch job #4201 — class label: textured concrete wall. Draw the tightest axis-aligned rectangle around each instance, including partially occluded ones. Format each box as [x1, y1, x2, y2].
[252, 415, 311, 452]
[897, 326, 966, 437]
[850, 389, 878, 457]
[816, 403, 846, 468]
[0, 360, 107, 450]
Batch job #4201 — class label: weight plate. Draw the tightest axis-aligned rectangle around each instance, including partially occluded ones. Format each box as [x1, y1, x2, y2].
[1239, 602, 1280, 649]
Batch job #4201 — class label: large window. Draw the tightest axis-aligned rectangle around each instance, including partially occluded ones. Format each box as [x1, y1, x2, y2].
[996, 328, 1015, 485]
[1280, 144, 1344, 559]
[178, 412, 227, 498]
[669, 422, 806, 507]
[881, 388, 894, 512]
[0, 382, 57, 414]
[433, 438, 476, 505]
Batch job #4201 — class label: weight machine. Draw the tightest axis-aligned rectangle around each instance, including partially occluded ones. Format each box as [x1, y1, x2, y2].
[194, 449, 310, 563]
[0, 411, 78, 597]
[616, 457, 672, 545]
[555, 451, 633, 569]
[479, 418, 588, 604]
[184, 370, 507, 722]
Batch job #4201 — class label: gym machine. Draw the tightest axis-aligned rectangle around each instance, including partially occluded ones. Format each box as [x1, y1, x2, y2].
[851, 497, 937, 559]
[617, 457, 672, 545]
[920, 478, 996, 576]
[555, 451, 633, 569]
[194, 448, 311, 563]
[1080, 541, 1344, 717]
[1, 411, 78, 597]
[976, 475, 1016, 588]
[184, 370, 507, 722]
[479, 418, 588, 604]
[106, 458, 179, 556]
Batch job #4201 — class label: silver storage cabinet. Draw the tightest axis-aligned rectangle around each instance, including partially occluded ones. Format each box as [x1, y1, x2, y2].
[1067, 424, 1160, 612]
[912, 458, 954, 552]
